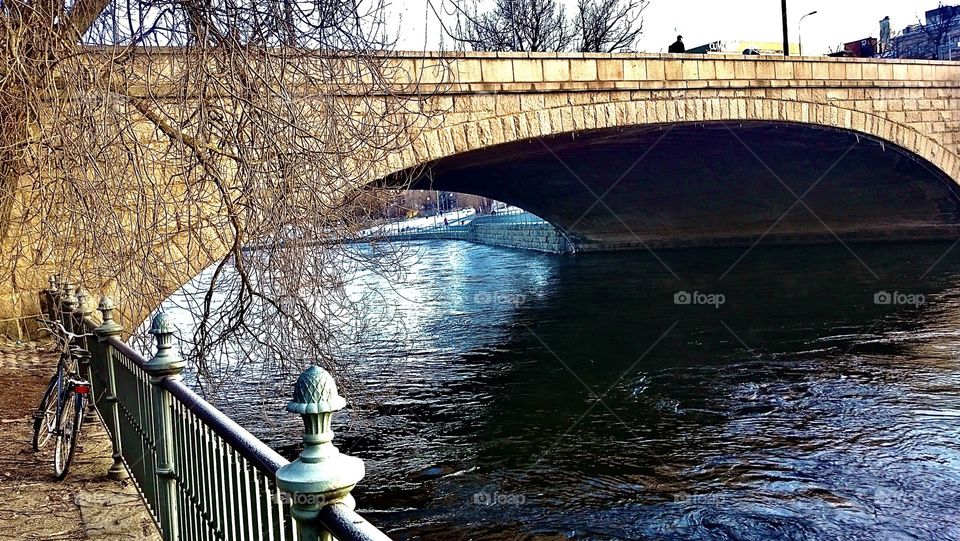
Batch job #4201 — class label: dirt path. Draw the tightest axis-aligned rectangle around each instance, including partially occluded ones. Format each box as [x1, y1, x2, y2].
[0, 340, 159, 540]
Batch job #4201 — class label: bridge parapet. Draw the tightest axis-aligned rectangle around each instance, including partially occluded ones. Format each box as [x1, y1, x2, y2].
[99, 48, 960, 96]
[388, 51, 960, 93]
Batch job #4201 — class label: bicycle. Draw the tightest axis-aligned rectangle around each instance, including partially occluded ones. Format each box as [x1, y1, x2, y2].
[32, 318, 94, 479]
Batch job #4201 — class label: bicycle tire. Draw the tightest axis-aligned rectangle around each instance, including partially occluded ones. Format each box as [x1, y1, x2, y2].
[53, 389, 83, 479]
[32, 372, 60, 452]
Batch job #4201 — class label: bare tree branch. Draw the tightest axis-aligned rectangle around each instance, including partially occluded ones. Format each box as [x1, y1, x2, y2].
[576, 0, 647, 53]
[445, 0, 646, 53]
[447, 0, 573, 52]
[60, 0, 112, 40]
[1, 0, 443, 393]
[918, 3, 960, 60]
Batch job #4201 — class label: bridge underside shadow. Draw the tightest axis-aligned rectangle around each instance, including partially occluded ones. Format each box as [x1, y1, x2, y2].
[397, 122, 960, 251]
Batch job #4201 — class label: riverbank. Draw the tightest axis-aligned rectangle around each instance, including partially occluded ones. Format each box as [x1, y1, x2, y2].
[0, 340, 158, 540]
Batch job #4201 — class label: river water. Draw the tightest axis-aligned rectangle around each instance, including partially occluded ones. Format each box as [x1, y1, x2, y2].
[161, 239, 960, 540]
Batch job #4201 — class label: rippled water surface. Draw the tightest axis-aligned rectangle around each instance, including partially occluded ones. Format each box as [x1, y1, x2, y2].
[163, 240, 960, 540]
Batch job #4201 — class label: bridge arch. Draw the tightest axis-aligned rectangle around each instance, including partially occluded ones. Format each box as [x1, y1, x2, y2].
[382, 94, 960, 251]
[395, 95, 959, 191]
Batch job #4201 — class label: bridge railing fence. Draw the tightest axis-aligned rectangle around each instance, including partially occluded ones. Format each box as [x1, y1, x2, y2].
[42, 277, 391, 541]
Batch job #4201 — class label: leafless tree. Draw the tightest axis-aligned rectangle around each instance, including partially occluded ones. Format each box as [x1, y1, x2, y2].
[918, 4, 960, 60]
[457, 193, 494, 214]
[887, 4, 960, 60]
[446, 0, 646, 53]
[448, 0, 573, 52]
[575, 0, 647, 53]
[0, 0, 443, 392]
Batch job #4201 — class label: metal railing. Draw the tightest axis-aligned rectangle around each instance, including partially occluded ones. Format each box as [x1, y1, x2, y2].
[41, 276, 392, 541]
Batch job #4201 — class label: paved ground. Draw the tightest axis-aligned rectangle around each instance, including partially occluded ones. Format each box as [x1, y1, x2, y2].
[0, 340, 159, 540]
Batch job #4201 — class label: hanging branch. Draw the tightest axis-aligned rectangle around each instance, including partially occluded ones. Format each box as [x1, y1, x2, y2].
[1, 0, 446, 395]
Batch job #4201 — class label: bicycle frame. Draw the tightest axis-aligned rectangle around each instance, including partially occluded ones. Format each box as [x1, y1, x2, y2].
[33, 317, 95, 478]
[37, 349, 79, 441]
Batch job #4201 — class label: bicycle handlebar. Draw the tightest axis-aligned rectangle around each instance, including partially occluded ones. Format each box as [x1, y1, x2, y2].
[36, 318, 95, 346]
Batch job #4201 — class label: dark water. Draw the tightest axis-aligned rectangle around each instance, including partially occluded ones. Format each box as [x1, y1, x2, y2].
[166, 240, 960, 540]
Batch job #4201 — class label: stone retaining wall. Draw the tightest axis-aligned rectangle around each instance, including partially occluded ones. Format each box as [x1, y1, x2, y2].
[380, 217, 571, 254]
[468, 220, 571, 253]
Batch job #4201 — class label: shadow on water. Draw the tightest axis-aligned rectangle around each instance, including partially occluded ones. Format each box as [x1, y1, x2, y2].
[166, 240, 960, 540]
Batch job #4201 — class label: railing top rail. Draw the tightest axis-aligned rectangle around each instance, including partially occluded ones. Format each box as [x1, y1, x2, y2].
[82, 316, 289, 476]
[162, 378, 289, 474]
[319, 504, 394, 541]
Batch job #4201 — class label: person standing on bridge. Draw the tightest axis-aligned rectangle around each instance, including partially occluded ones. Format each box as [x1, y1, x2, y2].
[669, 35, 685, 53]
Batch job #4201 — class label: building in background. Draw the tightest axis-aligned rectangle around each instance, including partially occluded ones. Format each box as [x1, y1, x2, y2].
[885, 4, 960, 60]
[879, 16, 892, 55]
[829, 37, 878, 57]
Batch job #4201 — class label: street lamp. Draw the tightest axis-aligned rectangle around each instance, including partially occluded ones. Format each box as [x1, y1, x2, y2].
[799, 11, 819, 56]
[781, 0, 790, 56]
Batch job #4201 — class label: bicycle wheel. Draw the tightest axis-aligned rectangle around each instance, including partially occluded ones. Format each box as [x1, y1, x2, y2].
[32, 373, 60, 452]
[53, 389, 83, 479]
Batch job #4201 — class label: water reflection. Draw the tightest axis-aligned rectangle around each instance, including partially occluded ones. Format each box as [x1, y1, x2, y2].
[157, 240, 960, 540]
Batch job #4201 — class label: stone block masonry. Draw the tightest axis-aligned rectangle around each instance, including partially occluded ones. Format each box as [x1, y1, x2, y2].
[380, 215, 572, 254]
[468, 218, 571, 254]
[6, 50, 960, 335]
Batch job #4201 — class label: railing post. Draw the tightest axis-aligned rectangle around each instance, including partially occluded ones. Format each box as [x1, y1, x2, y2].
[144, 313, 185, 541]
[60, 282, 77, 330]
[43, 275, 59, 320]
[277, 366, 365, 541]
[76, 288, 97, 420]
[76, 288, 93, 349]
[76, 288, 93, 321]
[95, 296, 128, 481]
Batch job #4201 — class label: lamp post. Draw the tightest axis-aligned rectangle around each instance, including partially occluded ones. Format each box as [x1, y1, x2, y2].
[781, 0, 790, 56]
[799, 11, 818, 56]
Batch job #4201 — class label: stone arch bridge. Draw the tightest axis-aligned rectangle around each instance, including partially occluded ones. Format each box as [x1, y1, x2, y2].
[388, 52, 960, 251]
[4, 52, 960, 334]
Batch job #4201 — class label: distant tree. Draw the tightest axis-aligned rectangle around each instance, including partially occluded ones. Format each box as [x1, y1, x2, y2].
[890, 3, 960, 60]
[456, 193, 495, 214]
[918, 4, 960, 60]
[575, 0, 648, 52]
[450, 0, 573, 52]
[448, 0, 647, 53]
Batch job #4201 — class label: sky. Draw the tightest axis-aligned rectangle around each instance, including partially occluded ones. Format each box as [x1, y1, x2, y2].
[387, 1, 942, 55]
